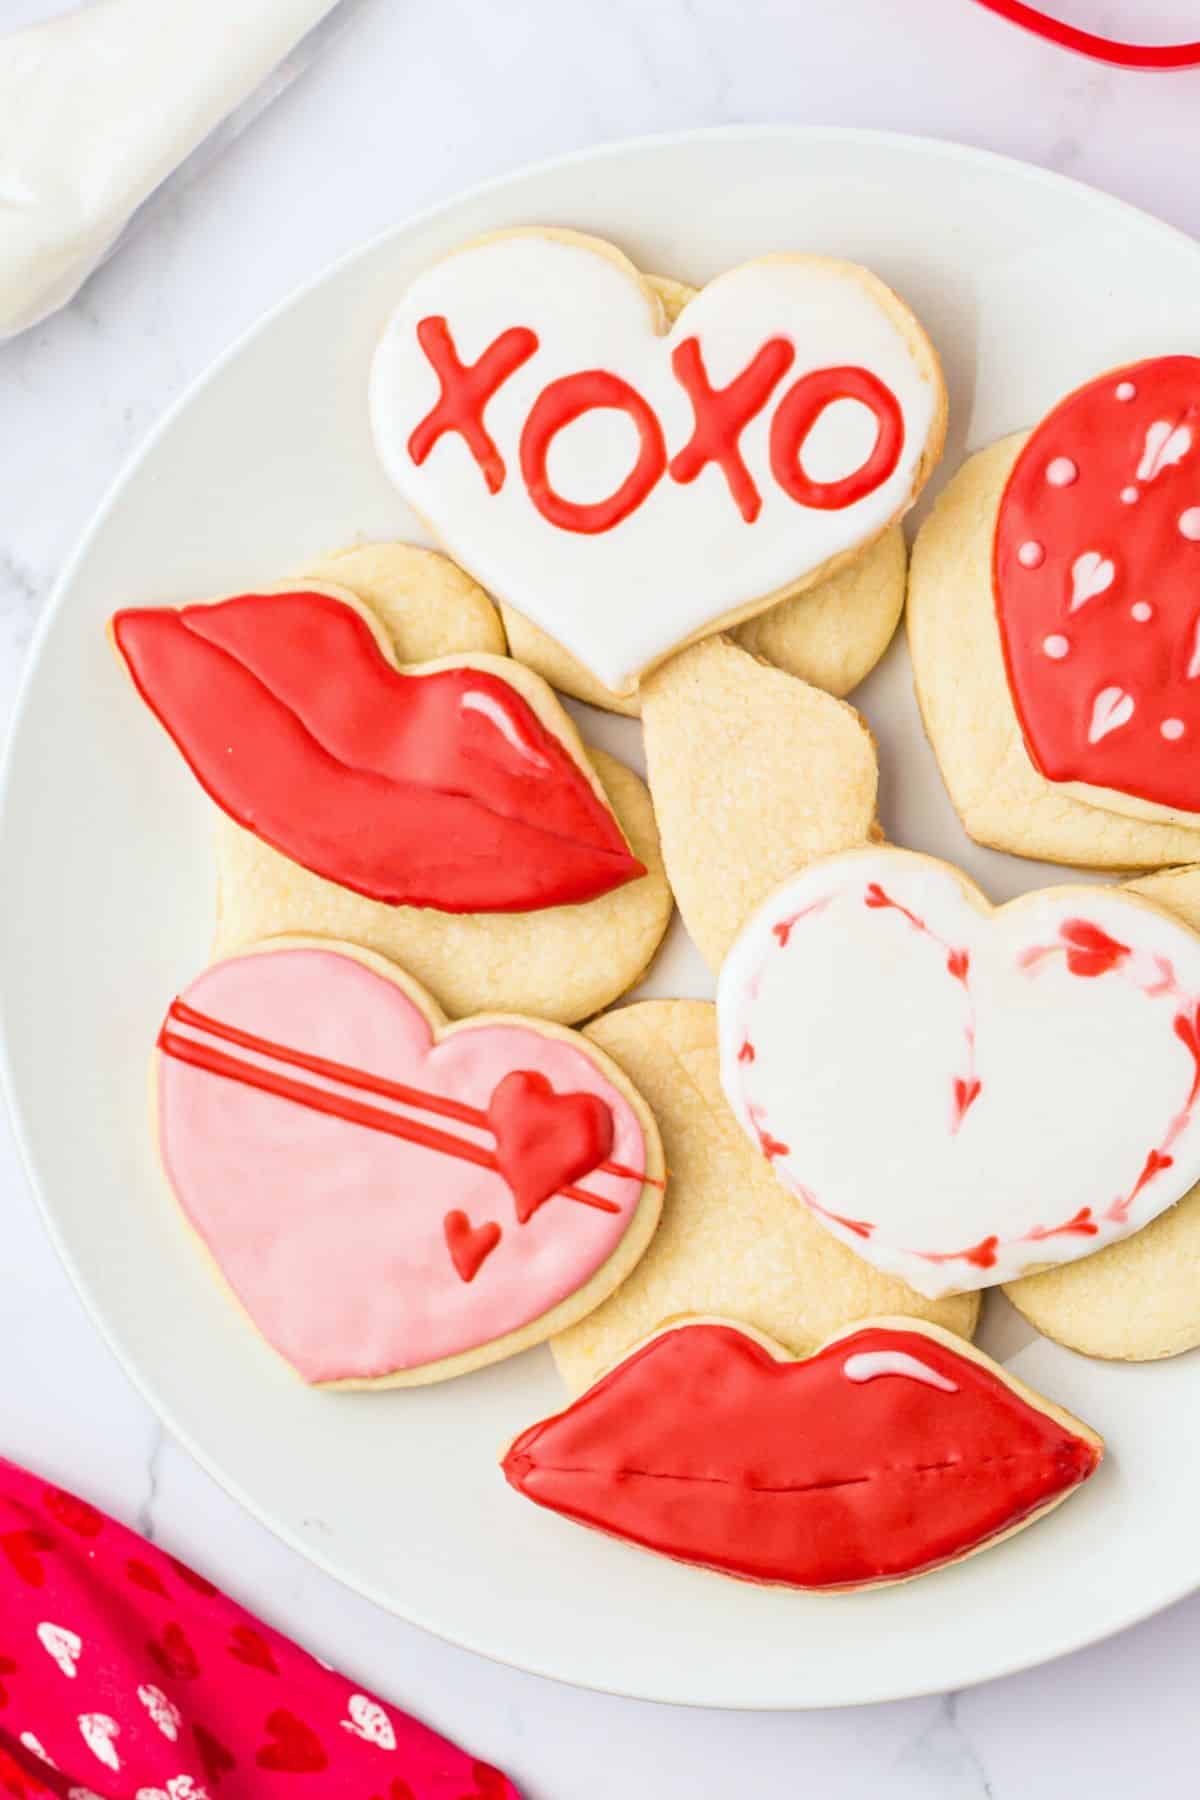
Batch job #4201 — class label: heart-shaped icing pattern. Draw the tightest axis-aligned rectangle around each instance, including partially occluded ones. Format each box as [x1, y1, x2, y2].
[504, 1317, 1101, 1589]
[154, 940, 663, 1383]
[995, 355, 1200, 823]
[371, 230, 944, 693]
[717, 846, 1200, 1297]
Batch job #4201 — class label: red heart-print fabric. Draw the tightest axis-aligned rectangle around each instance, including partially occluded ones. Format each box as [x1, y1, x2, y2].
[0, 1455, 520, 1799]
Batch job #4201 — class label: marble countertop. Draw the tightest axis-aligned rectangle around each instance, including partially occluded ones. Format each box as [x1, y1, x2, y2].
[5, 1, 1200, 1792]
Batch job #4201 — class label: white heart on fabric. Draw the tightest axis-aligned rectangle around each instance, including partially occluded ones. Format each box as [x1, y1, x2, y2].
[340, 1692, 397, 1749]
[78, 1713, 121, 1772]
[138, 1682, 182, 1741]
[371, 233, 941, 691]
[717, 846, 1200, 1296]
[36, 1620, 81, 1678]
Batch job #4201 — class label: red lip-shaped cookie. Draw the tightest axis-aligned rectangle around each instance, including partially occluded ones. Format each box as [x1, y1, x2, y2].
[110, 587, 643, 912]
[503, 1319, 1101, 1589]
[994, 355, 1200, 820]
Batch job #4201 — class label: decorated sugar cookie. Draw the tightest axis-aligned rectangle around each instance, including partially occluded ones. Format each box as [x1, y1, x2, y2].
[553, 1000, 978, 1398]
[717, 845, 1200, 1297]
[371, 228, 946, 693]
[154, 939, 665, 1385]
[184, 554, 672, 1023]
[506, 1317, 1102, 1590]
[995, 357, 1200, 828]
[111, 583, 643, 912]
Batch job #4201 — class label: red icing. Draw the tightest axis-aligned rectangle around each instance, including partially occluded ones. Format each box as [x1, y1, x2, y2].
[1025, 1206, 1098, 1243]
[1060, 920, 1130, 978]
[519, 370, 667, 533]
[487, 1070, 615, 1223]
[769, 366, 904, 509]
[444, 1211, 503, 1283]
[158, 1000, 623, 1218]
[917, 1235, 1000, 1271]
[972, 0, 1200, 69]
[668, 335, 795, 522]
[953, 1076, 982, 1126]
[111, 590, 643, 912]
[995, 356, 1200, 814]
[502, 1322, 1099, 1588]
[256, 1708, 328, 1774]
[408, 316, 539, 494]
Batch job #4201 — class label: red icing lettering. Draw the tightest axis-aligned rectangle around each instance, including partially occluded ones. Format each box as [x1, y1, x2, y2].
[520, 370, 667, 533]
[110, 591, 643, 913]
[408, 316, 538, 494]
[486, 1070, 615, 1224]
[769, 365, 904, 510]
[995, 356, 1200, 815]
[668, 335, 795, 522]
[502, 1322, 1100, 1588]
[444, 1211, 503, 1283]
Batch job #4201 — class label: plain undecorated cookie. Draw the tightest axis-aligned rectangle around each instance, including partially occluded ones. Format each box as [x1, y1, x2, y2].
[907, 435, 1200, 869]
[640, 635, 879, 970]
[551, 1000, 978, 1395]
[210, 552, 673, 1023]
[1004, 862, 1200, 1359]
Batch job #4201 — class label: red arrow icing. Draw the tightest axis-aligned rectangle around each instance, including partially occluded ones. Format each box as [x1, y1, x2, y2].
[994, 355, 1200, 815]
[110, 590, 644, 912]
[503, 1323, 1100, 1588]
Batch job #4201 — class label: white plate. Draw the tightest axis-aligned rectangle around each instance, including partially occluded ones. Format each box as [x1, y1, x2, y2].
[5, 126, 1200, 1710]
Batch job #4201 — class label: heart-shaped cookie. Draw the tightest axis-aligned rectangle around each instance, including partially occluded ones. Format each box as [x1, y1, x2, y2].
[718, 846, 1200, 1296]
[995, 355, 1200, 826]
[371, 229, 945, 692]
[507, 1317, 1101, 1589]
[154, 939, 664, 1384]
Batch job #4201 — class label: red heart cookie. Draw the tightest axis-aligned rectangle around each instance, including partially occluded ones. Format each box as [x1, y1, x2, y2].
[995, 355, 1200, 820]
[155, 941, 663, 1384]
[504, 1318, 1102, 1589]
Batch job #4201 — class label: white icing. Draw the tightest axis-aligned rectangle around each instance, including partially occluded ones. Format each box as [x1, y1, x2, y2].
[1042, 634, 1069, 659]
[843, 1350, 958, 1392]
[460, 689, 550, 768]
[1137, 419, 1193, 482]
[1046, 456, 1078, 486]
[1017, 539, 1044, 568]
[1070, 550, 1115, 611]
[1163, 718, 1186, 741]
[716, 847, 1200, 1297]
[370, 237, 940, 690]
[1089, 686, 1134, 743]
[1180, 507, 1200, 541]
[1131, 602, 1152, 622]
[1116, 381, 1137, 401]
[1121, 485, 1140, 504]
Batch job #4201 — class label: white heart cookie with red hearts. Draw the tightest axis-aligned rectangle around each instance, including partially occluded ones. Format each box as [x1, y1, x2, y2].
[370, 230, 945, 693]
[717, 846, 1200, 1297]
[154, 937, 663, 1384]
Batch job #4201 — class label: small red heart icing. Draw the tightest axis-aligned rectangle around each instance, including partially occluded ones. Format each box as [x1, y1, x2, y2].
[443, 1211, 502, 1283]
[994, 355, 1200, 815]
[487, 1069, 615, 1223]
[256, 1707, 327, 1774]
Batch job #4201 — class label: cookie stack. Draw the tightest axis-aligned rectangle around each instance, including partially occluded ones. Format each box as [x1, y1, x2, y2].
[110, 228, 1200, 1592]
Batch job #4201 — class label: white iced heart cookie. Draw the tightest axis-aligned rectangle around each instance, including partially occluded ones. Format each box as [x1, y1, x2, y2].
[717, 846, 1200, 1297]
[371, 229, 945, 693]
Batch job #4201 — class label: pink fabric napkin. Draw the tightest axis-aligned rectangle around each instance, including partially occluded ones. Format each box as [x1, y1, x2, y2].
[0, 1456, 520, 1799]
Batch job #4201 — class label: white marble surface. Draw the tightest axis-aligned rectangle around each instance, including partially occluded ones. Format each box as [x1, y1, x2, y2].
[5, 1, 1200, 1792]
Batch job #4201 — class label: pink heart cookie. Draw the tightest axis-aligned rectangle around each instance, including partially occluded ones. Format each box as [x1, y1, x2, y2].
[154, 940, 664, 1384]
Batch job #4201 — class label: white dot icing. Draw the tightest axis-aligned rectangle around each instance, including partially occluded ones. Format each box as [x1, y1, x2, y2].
[1046, 457, 1078, 487]
[1163, 719, 1186, 741]
[1116, 381, 1136, 401]
[1043, 634, 1069, 660]
[1017, 540, 1044, 568]
[1131, 602, 1152, 622]
[1180, 508, 1200, 541]
[1121, 486, 1139, 504]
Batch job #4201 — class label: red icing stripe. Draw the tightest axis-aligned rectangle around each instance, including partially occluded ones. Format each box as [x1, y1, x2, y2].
[972, 0, 1200, 69]
[111, 590, 644, 912]
[503, 1323, 1099, 1588]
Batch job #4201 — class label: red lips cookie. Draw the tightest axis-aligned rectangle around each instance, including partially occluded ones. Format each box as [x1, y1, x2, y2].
[995, 355, 1200, 825]
[504, 1317, 1102, 1589]
[153, 938, 664, 1385]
